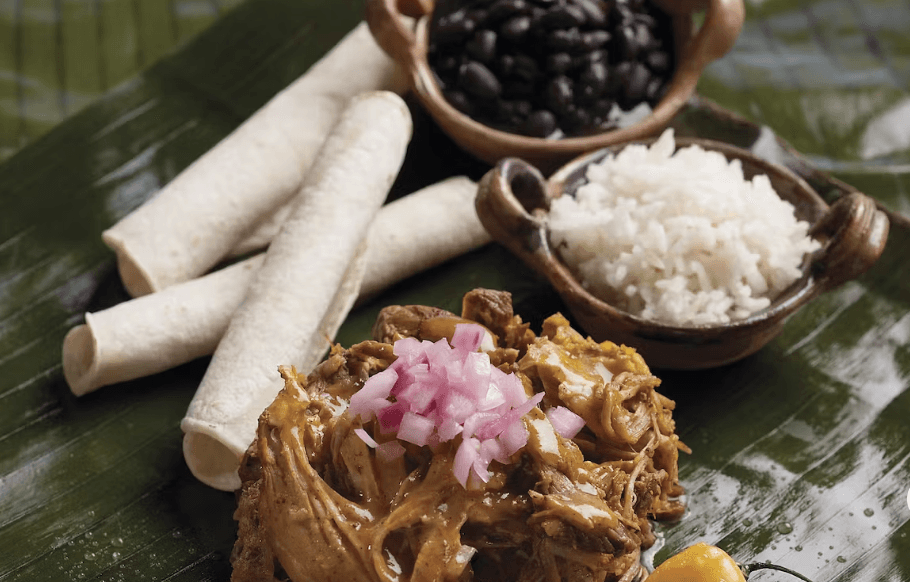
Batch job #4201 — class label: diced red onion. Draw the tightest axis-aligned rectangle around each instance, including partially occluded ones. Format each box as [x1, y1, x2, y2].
[479, 438, 507, 465]
[443, 391, 474, 424]
[462, 411, 501, 439]
[397, 378, 438, 415]
[354, 428, 379, 448]
[352, 323, 545, 488]
[451, 323, 485, 352]
[437, 418, 463, 441]
[349, 368, 397, 418]
[546, 406, 586, 438]
[377, 402, 406, 434]
[453, 436, 480, 486]
[476, 392, 543, 441]
[398, 411, 435, 447]
[498, 420, 529, 457]
[492, 368, 527, 408]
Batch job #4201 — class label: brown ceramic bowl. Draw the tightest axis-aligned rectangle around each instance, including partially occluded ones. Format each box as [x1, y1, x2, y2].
[475, 138, 891, 369]
[366, 0, 746, 173]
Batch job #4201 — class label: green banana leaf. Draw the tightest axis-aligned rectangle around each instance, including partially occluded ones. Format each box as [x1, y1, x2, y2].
[1, 0, 908, 581]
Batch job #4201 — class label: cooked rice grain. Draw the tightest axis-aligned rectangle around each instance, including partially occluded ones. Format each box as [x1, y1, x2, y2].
[548, 130, 821, 326]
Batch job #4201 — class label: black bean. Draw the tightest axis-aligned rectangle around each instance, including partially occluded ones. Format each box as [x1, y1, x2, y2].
[545, 75, 575, 113]
[646, 50, 670, 72]
[615, 23, 641, 59]
[528, 5, 547, 20]
[459, 61, 503, 99]
[468, 8, 490, 24]
[560, 105, 592, 133]
[435, 54, 463, 74]
[575, 0, 608, 27]
[612, 1, 634, 23]
[514, 99, 533, 117]
[579, 60, 608, 94]
[495, 99, 533, 125]
[486, 0, 529, 23]
[634, 12, 657, 28]
[567, 3, 593, 25]
[578, 48, 609, 67]
[495, 99, 517, 121]
[500, 15, 533, 42]
[434, 12, 477, 46]
[547, 27, 582, 51]
[578, 84, 597, 103]
[645, 77, 665, 102]
[580, 29, 611, 51]
[620, 61, 650, 106]
[466, 29, 498, 62]
[632, 21, 655, 52]
[472, 99, 499, 119]
[502, 78, 536, 98]
[546, 52, 574, 74]
[539, 4, 587, 29]
[444, 89, 474, 115]
[512, 53, 540, 81]
[520, 110, 558, 137]
[591, 98, 614, 118]
[496, 53, 516, 76]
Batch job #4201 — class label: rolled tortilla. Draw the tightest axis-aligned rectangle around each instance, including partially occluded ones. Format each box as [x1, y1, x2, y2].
[181, 91, 412, 491]
[62, 176, 486, 397]
[102, 22, 405, 297]
[63, 255, 265, 397]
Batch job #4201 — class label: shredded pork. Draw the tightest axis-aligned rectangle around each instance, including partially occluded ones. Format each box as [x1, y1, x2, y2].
[230, 289, 687, 582]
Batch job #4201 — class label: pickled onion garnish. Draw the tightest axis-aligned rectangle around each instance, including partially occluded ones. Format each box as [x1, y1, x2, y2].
[350, 323, 544, 487]
[546, 406, 586, 438]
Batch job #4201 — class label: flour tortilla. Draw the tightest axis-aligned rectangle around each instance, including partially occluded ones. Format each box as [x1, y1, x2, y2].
[62, 255, 264, 397]
[181, 91, 412, 491]
[62, 176, 486, 398]
[102, 22, 405, 297]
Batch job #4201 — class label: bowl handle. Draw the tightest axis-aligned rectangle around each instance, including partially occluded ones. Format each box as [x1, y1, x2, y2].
[365, 0, 431, 70]
[809, 192, 890, 292]
[659, 0, 745, 69]
[476, 158, 555, 270]
[694, 0, 746, 66]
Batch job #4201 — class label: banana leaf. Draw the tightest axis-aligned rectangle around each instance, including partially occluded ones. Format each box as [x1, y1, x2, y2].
[0, 0, 908, 581]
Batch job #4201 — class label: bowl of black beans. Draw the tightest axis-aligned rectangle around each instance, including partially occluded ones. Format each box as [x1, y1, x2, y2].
[366, 0, 745, 172]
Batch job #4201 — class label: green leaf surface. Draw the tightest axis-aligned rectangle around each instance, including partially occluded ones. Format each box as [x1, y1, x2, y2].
[1, 0, 909, 581]
[0, 0, 243, 162]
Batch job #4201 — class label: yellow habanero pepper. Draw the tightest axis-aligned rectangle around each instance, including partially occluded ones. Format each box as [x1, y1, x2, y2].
[647, 543, 746, 582]
[647, 543, 815, 582]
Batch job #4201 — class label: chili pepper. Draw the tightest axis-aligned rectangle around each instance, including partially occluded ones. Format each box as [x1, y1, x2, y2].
[647, 542, 746, 582]
[648, 542, 816, 582]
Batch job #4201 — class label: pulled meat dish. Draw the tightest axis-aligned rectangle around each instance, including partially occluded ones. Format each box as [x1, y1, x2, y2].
[231, 289, 687, 582]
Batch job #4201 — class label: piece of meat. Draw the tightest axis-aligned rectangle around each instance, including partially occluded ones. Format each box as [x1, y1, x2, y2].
[371, 304, 456, 344]
[461, 289, 536, 354]
[230, 289, 686, 582]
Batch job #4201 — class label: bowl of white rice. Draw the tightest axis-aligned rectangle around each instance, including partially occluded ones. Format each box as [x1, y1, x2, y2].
[475, 130, 890, 369]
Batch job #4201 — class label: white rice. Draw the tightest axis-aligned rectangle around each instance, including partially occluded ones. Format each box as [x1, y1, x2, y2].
[547, 129, 821, 327]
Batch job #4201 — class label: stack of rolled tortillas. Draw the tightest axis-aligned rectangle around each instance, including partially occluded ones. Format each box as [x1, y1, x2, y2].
[60, 23, 492, 492]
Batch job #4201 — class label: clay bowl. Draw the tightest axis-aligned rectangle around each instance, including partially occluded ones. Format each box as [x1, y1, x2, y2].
[475, 137, 891, 370]
[366, 0, 746, 173]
